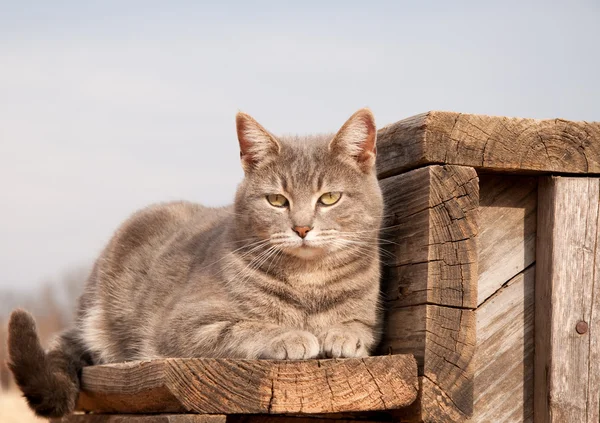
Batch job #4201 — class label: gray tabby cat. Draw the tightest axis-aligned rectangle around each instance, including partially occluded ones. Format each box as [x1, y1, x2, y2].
[7, 108, 384, 418]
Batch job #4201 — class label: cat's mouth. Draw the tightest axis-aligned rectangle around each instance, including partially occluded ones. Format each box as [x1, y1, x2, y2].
[276, 240, 327, 259]
[269, 234, 331, 259]
[288, 244, 325, 259]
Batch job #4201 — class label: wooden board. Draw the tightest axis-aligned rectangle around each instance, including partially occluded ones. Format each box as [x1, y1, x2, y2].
[73, 356, 418, 415]
[471, 265, 534, 422]
[535, 176, 600, 422]
[378, 165, 478, 422]
[376, 111, 600, 178]
[57, 415, 388, 423]
[227, 416, 391, 423]
[56, 415, 226, 423]
[477, 174, 537, 305]
[380, 165, 479, 309]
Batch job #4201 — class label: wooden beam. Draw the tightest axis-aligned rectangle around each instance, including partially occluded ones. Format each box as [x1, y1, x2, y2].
[55, 415, 226, 423]
[376, 112, 600, 178]
[378, 165, 478, 422]
[56, 415, 389, 423]
[380, 165, 479, 309]
[227, 416, 391, 423]
[477, 174, 537, 305]
[535, 176, 600, 422]
[73, 356, 417, 415]
[473, 265, 535, 422]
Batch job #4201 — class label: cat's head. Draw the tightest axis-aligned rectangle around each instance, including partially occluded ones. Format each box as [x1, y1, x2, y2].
[233, 109, 383, 261]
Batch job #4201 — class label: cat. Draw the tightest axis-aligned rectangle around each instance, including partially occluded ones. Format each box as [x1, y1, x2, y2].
[7, 108, 384, 418]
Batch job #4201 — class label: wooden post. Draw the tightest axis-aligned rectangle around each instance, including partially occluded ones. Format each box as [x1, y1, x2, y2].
[378, 165, 478, 422]
[535, 176, 600, 422]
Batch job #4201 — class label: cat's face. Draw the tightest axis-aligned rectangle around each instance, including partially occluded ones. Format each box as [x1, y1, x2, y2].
[234, 110, 383, 260]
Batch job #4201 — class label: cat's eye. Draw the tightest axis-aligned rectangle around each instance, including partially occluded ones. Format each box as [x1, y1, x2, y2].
[266, 194, 289, 207]
[318, 192, 342, 206]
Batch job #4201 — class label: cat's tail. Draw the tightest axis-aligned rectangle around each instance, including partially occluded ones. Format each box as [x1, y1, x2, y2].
[7, 309, 90, 418]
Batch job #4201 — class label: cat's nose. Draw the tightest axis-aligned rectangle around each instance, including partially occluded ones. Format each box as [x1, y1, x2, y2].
[292, 226, 312, 239]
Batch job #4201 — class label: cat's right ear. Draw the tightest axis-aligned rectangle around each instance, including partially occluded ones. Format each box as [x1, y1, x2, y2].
[236, 112, 281, 172]
[329, 108, 377, 173]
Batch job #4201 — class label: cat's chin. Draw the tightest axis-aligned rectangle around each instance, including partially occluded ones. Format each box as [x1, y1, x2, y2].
[286, 245, 326, 260]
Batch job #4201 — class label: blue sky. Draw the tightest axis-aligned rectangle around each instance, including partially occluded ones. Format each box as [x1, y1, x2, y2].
[1, 0, 599, 292]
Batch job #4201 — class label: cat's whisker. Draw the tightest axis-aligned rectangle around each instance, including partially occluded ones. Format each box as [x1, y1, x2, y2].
[237, 246, 282, 286]
[195, 238, 271, 273]
[336, 232, 401, 247]
[229, 246, 276, 285]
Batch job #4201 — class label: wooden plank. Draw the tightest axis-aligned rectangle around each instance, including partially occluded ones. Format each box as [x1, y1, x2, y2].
[535, 176, 600, 422]
[380, 165, 479, 309]
[477, 174, 537, 305]
[378, 165, 478, 422]
[56, 415, 226, 423]
[228, 416, 390, 423]
[73, 356, 418, 415]
[471, 265, 535, 422]
[57, 415, 387, 423]
[376, 111, 600, 178]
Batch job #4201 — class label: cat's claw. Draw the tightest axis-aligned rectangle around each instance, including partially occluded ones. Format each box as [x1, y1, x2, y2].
[319, 328, 368, 358]
[260, 330, 319, 360]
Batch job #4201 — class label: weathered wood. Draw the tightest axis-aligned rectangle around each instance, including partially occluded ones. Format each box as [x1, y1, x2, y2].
[57, 415, 387, 423]
[471, 265, 535, 422]
[74, 356, 418, 415]
[377, 111, 600, 177]
[380, 165, 479, 309]
[477, 174, 537, 305]
[378, 165, 478, 422]
[535, 176, 600, 422]
[228, 416, 390, 422]
[381, 305, 475, 422]
[56, 415, 226, 423]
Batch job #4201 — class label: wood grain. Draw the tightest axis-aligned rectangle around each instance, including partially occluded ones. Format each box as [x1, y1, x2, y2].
[57, 415, 389, 423]
[378, 165, 478, 422]
[228, 416, 391, 423]
[55, 415, 226, 423]
[377, 111, 600, 177]
[380, 165, 479, 309]
[535, 176, 600, 422]
[73, 356, 418, 415]
[477, 174, 537, 306]
[471, 265, 535, 422]
[383, 305, 476, 422]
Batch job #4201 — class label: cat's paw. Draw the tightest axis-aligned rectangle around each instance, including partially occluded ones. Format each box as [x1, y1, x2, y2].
[260, 330, 319, 360]
[319, 328, 368, 358]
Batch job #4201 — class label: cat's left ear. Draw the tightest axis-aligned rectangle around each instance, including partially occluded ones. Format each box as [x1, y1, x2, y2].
[329, 108, 377, 173]
[236, 112, 281, 172]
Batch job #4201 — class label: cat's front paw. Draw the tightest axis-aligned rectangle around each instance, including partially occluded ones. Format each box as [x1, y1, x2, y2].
[319, 328, 368, 358]
[261, 330, 319, 360]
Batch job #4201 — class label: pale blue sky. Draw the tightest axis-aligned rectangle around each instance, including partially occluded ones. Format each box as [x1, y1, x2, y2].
[1, 0, 599, 292]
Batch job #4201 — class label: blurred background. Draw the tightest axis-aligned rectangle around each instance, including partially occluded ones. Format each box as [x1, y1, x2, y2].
[1, 1, 599, 420]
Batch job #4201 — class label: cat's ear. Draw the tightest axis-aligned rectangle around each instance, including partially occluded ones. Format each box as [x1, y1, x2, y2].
[329, 108, 377, 173]
[236, 112, 281, 172]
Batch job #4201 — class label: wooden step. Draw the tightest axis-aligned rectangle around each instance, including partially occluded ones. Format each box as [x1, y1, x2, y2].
[72, 355, 417, 416]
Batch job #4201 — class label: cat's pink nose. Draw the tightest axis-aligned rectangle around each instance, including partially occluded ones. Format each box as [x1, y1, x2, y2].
[293, 226, 312, 239]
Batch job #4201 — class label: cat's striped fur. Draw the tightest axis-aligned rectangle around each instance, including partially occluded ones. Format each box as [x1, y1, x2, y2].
[7, 108, 384, 418]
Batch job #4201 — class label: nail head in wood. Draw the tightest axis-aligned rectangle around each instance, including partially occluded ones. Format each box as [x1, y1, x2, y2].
[576, 321, 588, 335]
